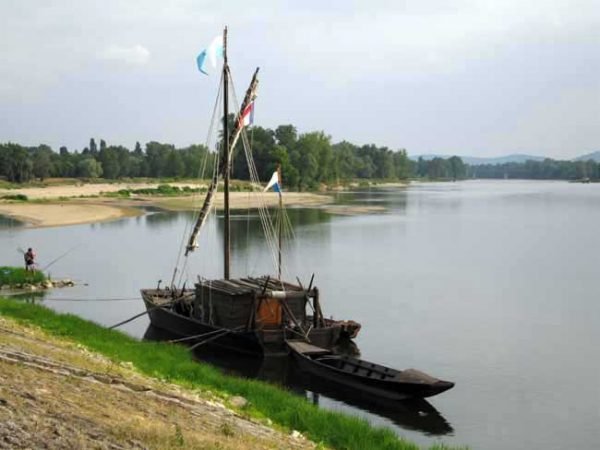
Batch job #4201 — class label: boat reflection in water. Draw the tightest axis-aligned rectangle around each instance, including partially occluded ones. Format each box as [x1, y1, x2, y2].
[143, 325, 453, 437]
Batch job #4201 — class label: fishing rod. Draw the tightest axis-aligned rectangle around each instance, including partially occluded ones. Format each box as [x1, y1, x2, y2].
[41, 244, 82, 272]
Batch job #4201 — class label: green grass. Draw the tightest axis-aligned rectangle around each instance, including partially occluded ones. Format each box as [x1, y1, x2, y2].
[0, 193, 28, 201]
[0, 267, 46, 286]
[103, 185, 206, 198]
[0, 298, 466, 450]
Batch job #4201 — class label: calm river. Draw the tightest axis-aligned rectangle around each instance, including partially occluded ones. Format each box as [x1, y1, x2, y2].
[1, 180, 599, 450]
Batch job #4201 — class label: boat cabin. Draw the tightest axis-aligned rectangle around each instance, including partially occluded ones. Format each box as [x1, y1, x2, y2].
[194, 276, 316, 332]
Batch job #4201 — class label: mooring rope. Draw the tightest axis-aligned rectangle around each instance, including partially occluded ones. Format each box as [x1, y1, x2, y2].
[168, 325, 245, 345]
[44, 297, 140, 302]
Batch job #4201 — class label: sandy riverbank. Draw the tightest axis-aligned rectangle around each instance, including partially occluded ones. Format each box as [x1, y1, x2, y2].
[154, 191, 332, 211]
[0, 182, 392, 228]
[0, 183, 335, 228]
[0, 202, 141, 228]
[0, 182, 204, 200]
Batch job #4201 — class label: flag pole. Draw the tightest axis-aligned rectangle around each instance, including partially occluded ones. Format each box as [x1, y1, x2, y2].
[223, 26, 231, 280]
[278, 194, 282, 280]
[277, 164, 282, 280]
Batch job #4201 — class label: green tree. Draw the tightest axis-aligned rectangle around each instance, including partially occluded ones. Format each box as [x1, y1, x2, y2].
[393, 149, 412, 179]
[145, 142, 174, 177]
[165, 150, 184, 177]
[448, 156, 466, 180]
[98, 145, 121, 179]
[32, 145, 54, 181]
[89, 138, 98, 156]
[0, 143, 33, 182]
[427, 157, 450, 179]
[292, 133, 322, 190]
[181, 144, 212, 178]
[270, 144, 298, 189]
[275, 125, 297, 149]
[77, 158, 103, 178]
[332, 141, 358, 182]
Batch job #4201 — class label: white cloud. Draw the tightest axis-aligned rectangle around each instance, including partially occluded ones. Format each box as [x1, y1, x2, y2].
[99, 44, 151, 65]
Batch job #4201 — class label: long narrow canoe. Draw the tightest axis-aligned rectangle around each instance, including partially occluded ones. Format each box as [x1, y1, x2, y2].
[287, 340, 454, 399]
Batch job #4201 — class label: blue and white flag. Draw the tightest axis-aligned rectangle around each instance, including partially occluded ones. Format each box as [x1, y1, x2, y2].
[264, 169, 282, 195]
[196, 35, 223, 75]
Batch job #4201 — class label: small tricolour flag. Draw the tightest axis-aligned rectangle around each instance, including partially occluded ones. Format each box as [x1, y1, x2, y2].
[239, 101, 255, 128]
[196, 35, 224, 75]
[264, 166, 282, 196]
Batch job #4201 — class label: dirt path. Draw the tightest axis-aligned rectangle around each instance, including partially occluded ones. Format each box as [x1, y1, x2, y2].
[0, 316, 316, 449]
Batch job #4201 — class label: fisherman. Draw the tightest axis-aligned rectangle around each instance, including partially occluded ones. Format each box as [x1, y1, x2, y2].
[24, 248, 36, 272]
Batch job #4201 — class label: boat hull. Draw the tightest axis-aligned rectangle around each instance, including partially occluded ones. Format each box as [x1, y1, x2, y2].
[142, 290, 264, 355]
[290, 349, 454, 399]
[142, 289, 345, 356]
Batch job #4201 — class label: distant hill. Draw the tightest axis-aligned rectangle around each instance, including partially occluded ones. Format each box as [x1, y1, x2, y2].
[410, 154, 545, 165]
[573, 151, 600, 162]
[411, 152, 600, 165]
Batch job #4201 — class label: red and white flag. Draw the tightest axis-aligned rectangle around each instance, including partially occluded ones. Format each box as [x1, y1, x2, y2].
[239, 101, 255, 128]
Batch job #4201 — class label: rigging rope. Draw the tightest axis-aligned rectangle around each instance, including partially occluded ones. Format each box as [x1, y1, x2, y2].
[168, 67, 300, 289]
[172, 71, 225, 288]
[228, 72, 297, 286]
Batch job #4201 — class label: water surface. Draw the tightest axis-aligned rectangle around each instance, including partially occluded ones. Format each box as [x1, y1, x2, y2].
[2, 180, 599, 450]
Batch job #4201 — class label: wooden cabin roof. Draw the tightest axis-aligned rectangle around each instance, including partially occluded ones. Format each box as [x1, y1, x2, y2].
[196, 276, 305, 296]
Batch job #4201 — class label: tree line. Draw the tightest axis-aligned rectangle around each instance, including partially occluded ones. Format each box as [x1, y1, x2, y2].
[468, 159, 600, 180]
[1, 123, 469, 189]
[4, 121, 597, 185]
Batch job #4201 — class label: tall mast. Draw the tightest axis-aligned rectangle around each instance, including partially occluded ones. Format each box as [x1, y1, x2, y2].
[184, 68, 259, 258]
[222, 26, 231, 280]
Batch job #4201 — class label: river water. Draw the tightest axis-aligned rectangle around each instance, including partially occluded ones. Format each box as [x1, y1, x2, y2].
[1, 180, 599, 450]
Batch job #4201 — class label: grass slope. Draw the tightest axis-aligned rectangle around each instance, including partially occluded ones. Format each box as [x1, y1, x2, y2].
[0, 298, 465, 450]
[0, 266, 46, 286]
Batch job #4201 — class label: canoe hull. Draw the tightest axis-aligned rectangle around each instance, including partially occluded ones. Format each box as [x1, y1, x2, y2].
[290, 348, 454, 399]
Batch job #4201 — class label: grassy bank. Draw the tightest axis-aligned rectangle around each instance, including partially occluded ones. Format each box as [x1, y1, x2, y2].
[0, 298, 464, 450]
[0, 266, 46, 286]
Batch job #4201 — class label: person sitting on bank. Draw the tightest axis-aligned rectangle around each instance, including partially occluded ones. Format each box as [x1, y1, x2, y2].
[24, 248, 36, 272]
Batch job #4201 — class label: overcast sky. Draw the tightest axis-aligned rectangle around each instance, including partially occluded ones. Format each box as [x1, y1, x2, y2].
[1, 0, 598, 158]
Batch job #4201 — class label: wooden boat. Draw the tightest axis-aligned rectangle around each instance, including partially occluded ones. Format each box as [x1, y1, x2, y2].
[287, 340, 454, 399]
[141, 27, 359, 356]
[142, 278, 358, 355]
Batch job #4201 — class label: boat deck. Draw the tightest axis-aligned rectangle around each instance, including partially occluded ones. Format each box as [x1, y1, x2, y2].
[197, 276, 305, 296]
[286, 340, 331, 356]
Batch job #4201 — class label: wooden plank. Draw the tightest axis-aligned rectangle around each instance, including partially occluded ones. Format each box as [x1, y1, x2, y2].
[236, 279, 264, 291]
[286, 340, 330, 356]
